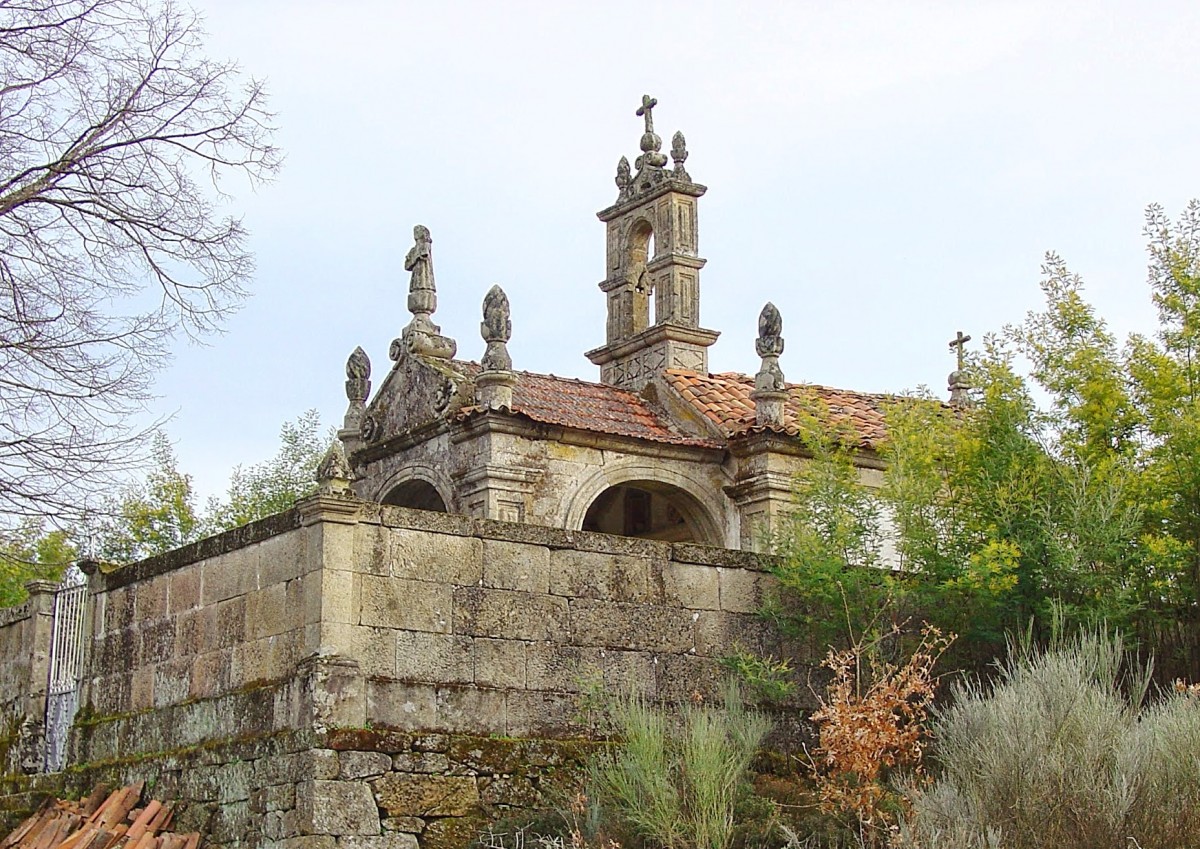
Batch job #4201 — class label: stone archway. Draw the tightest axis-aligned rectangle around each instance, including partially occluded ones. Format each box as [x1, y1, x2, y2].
[582, 481, 713, 543]
[375, 463, 454, 513]
[566, 461, 726, 546]
[381, 479, 447, 512]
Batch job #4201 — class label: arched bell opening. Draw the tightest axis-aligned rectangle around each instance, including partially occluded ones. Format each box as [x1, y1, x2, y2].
[627, 219, 655, 331]
[382, 479, 448, 512]
[581, 481, 719, 544]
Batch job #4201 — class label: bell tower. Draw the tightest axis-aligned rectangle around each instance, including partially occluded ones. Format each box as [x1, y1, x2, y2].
[586, 95, 719, 390]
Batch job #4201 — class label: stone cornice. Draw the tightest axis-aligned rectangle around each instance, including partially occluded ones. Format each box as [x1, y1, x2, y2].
[727, 430, 886, 469]
[585, 322, 720, 366]
[596, 178, 707, 222]
[352, 418, 451, 466]
[96, 509, 302, 591]
[450, 409, 725, 463]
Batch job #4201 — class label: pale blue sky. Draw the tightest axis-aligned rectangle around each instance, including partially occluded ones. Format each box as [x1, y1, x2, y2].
[158, 0, 1200, 501]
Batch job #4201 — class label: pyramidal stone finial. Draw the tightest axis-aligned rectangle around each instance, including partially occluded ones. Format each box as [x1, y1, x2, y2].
[615, 156, 632, 201]
[480, 285, 513, 371]
[393, 224, 456, 361]
[316, 442, 352, 495]
[475, 285, 517, 410]
[750, 303, 788, 428]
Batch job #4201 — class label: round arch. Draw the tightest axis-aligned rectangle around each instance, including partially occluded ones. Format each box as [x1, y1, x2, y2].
[626, 216, 655, 266]
[375, 463, 454, 513]
[564, 461, 726, 547]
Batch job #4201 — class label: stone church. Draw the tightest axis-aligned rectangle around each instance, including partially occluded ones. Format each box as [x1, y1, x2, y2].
[337, 96, 892, 552]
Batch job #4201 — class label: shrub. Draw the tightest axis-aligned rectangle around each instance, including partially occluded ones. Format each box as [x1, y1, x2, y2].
[808, 625, 953, 848]
[901, 630, 1200, 849]
[582, 682, 773, 849]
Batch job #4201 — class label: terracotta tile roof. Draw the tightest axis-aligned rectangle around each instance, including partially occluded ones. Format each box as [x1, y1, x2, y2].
[454, 360, 891, 451]
[662, 370, 891, 450]
[455, 363, 721, 448]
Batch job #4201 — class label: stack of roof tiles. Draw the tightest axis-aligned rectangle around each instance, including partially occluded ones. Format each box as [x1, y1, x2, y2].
[2, 782, 199, 849]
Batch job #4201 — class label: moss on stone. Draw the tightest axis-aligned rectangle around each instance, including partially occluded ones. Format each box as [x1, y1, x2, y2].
[323, 727, 415, 754]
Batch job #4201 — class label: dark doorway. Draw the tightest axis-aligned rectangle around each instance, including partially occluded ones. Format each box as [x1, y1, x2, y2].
[382, 480, 447, 512]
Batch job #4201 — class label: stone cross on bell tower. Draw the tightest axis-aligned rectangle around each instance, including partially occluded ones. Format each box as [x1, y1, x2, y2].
[586, 95, 719, 390]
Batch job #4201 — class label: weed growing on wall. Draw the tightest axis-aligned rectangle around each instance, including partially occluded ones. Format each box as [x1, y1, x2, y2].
[581, 682, 773, 849]
[807, 625, 953, 848]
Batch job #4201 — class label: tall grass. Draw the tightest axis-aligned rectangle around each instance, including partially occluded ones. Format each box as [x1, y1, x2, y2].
[901, 630, 1200, 849]
[583, 682, 772, 849]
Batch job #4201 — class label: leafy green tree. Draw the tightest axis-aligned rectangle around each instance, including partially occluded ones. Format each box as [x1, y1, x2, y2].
[204, 410, 330, 533]
[0, 520, 76, 607]
[773, 202, 1200, 663]
[92, 433, 201, 563]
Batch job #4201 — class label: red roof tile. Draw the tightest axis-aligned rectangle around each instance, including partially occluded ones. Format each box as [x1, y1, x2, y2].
[456, 363, 721, 448]
[662, 370, 890, 450]
[455, 361, 890, 451]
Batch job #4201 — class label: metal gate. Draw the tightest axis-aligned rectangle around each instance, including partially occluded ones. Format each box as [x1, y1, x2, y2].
[43, 566, 87, 772]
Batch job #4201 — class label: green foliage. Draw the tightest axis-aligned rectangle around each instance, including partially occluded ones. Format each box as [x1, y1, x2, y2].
[773, 201, 1200, 663]
[901, 630, 1200, 849]
[583, 682, 773, 849]
[771, 441, 895, 650]
[0, 410, 334, 581]
[93, 432, 201, 563]
[0, 521, 76, 606]
[204, 409, 331, 533]
[719, 646, 797, 704]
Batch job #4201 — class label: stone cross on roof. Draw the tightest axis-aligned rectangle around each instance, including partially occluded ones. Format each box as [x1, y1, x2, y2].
[949, 330, 971, 371]
[634, 94, 667, 168]
[636, 95, 657, 133]
[948, 330, 972, 407]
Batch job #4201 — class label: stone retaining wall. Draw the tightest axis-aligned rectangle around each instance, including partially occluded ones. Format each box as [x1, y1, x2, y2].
[0, 582, 57, 774]
[1, 493, 805, 848]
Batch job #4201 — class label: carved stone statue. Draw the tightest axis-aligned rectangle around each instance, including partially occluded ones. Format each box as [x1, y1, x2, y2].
[404, 225, 437, 333]
[750, 302, 788, 427]
[480, 285, 513, 372]
[395, 224, 457, 360]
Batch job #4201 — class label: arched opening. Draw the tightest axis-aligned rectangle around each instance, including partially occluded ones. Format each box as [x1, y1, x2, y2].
[628, 220, 655, 331]
[581, 481, 714, 543]
[382, 479, 447, 512]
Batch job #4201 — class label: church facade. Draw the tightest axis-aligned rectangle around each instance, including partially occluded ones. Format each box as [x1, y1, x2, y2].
[338, 97, 892, 552]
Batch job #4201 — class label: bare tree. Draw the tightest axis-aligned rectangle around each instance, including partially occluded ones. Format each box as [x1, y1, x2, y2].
[0, 0, 279, 523]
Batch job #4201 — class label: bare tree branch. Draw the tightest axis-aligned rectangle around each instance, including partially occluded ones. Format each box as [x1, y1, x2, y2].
[0, 0, 280, 524]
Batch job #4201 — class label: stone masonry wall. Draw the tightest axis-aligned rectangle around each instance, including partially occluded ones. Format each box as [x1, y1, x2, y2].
[2, 495, 803, 849]
[85, 511, 312, 720]
[328, 503, 787, 739]
[0, 599, 35, 736]
[0, 582, 56, 774]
